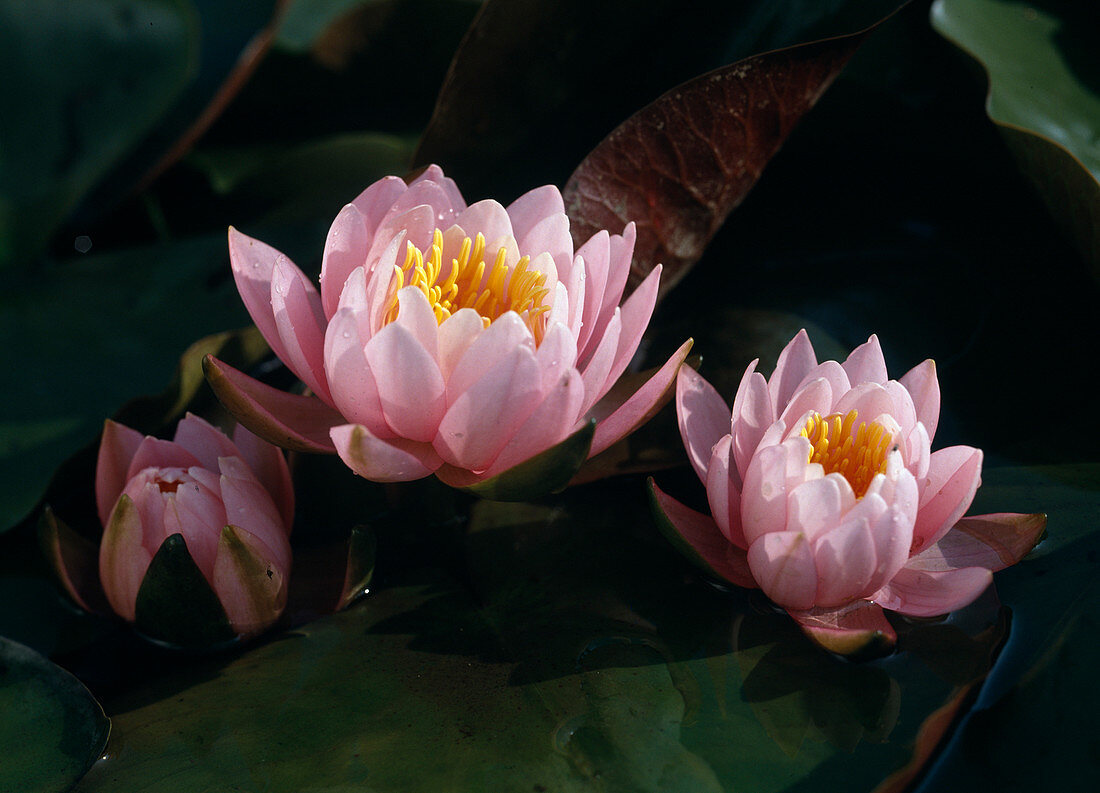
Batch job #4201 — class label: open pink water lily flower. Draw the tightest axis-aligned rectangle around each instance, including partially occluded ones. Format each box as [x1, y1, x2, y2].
[206, 165, 690, 493]
[94, 414, 294, 643]
[652, 330, 1045, 655]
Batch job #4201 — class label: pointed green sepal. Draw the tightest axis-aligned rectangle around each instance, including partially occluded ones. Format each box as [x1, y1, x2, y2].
[453, 419, 596, 502]
[134, 533, 236, 650]
[339, 525, 377, 610]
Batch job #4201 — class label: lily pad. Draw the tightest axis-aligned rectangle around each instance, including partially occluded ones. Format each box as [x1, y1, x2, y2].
[0, 636, 110, 793]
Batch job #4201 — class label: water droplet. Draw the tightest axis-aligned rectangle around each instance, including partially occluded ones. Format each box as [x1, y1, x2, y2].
[553, 715, 585, 754]
[342, 330, 351, 339]
[74, 235, 92, 253]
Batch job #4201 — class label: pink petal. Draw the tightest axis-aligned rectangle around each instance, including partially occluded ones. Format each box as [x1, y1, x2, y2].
[905, 421, 932, 481]
[730, 360, 774, 484]
[777, 377, 834, 429]
[270, 259, 333, 405]
[842, 334, 888, 385]
[676, 365, 731, 483]
[365, 204, 436, 277]
[787, 601, 897, 656]
[409, 164, 466, 213]
[768, 329, 817, 413]
[126, 438, 201, 482]
[218, 457, 289, 572]
[519, 211, 573, 286]
[906, 512, 1046, 573]
[231, 425, 295, 531]
[99, 495, 152, 622]
[350, 175, 407, 235]
[899, 358, 940, 441]
[382, 179, 458, 231]
[320, 203, 369, 320]
[434, 347, 543, 471]
[811, 515, 878, 607]
[741, 437, 815, 546]
[122, 478, 169, 556]
[364, 321, 446, 443]
[794, 360, 850, 410]
[95, 420, 144, 527]
[578, 309, 621, 415]
[228, 228, 301, 366]
[787, 475, 856, 540]
[884, 380, 918, 440]
[166, 480, 225, 579]
[873, 566, 992, 617]
[437, 308, 486, 384]
[446, 312, 533, 400]
[575, 234, 610, 359]
[747, 530, 818, 610]
[212, 525, 289, 638]
[602, 264, 661, 398]
[705, 435, 746, 548]
[393, 286, 440, 361]
[649, 479, 756, 589]
[323, 308, 390, 437]
[482, 369, 586, 477]
[832, 382, 897, 428]
[203, 355, 343, 454]
[600, 223, 635, 327]
[172, 413, 238, 472]
[533, 321, 578, 391]
[912, 446, 983, 553]
[454, 199, 514, 249]
[587, 337, 693, 458]
[331, 423, 442, 482]
[506, 184, 564, 241]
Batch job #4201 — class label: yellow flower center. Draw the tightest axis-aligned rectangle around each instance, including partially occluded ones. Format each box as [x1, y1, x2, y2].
[383, 228, 552, 343]
[800, 409, 893, 498]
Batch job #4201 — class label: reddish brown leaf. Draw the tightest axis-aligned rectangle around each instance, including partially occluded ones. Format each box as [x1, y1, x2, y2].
[563, 32, 874, 298]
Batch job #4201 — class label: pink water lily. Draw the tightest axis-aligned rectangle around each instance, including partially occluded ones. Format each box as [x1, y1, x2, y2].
[207, 165, 690, 492]
[94, 414, 293, 642]
[653, 330, 1045, 654]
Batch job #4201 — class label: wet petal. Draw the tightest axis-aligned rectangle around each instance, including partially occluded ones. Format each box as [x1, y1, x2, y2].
[676, 366, 731, 483]
[331, 424, 442, 482]
[873, 566, 992, 617]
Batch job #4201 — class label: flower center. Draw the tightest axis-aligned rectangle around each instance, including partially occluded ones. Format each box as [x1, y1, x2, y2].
[383, 228, 552, 343]
[800, 409, 893, 498]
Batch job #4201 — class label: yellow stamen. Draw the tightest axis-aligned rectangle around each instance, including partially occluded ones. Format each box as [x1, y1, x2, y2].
[382, 228, 552, 343]
[800, 409, 892, 498]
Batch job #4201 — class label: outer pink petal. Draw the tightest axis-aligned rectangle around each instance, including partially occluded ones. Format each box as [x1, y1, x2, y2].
[212, 524, 290, 637]
[217, 457, 289, 572]
[409, 164, 466, 213]
[393, 286, 440, 361]
[95, 420, 144, 527]
[270, 259, 333, 404]
[650, 480, 756, 589]
[126, 438, 201, 482]
[231, 425, 295, 531]
[323, 308, 390, 437]
[331, 423, 441, 482]
[912, 446, 983, 553]
[578, 309, 621, 415]
[676, 366, 731, 483]
[601, 223, 635, 326]
[787, 475, 856, 541]
[747, 530, 818, 610]
[437, 308, 486, 385]
[364, 322, 447, 443]
[768, 329, 817, 413]
[842, 334, 889, 385]
[99, 495, 152, 622]
[899, 358, 940, 441]
[730, 360, 774, 484]
[519, 212, 573, 286]
[787, 601, 897, 657]
[320, 203, 369, 320]
[534, 322, 578, 392]
[741, 437, 816, 546]
[906, 512, 1046, 573]
[172, 413, 239, 472]
[587, 338, 692, 458]
[447, 312, 533, 400]
[873, 566, 992, 617]
[350, 175, 407, 235]
[575, 237, 609, 359]
[228, 227, 299, 364]
[706, 435, 745, 548]
[507, 184, 564, 239]
[434, 347, 543, 471]
[811, 516, 877, 607]
[481, 369, 586, 477]
[166, 481, 224, 580]
[601, 264, 661, 399]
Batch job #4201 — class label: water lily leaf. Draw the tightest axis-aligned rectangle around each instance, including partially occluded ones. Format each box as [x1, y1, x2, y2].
[562, 30, 877, 298]
[0, 0, 196, 270]
[0, 636, 110, 793]
[134, 533, 236, 649]
[931, 0, 1100, 273]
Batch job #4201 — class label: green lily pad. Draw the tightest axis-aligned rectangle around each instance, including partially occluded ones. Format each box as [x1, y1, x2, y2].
[0, 636, 110, 793]
[931, 0, 1100, 272]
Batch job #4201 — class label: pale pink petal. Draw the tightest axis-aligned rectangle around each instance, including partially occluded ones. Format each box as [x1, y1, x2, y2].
[842, 334, 889, 385]
[218, 457, 289, 566]
[601, 223, 635, 322]
[212, 524, 289, 638]
[393, 286, 440, 361]
[787, 474, 856, 540]
[166, 482, 224, 580]
[203, 355, 342, 454]
[587, 338, 692, 458]
[812, 516, 877, 607]
[905, 421, 931, 480]
[454, 200, 515, 249]
[482, 369, 586, 477]
[365, 204, 436, 277]
[768, 329, 817, 413]
[126, 438, 201, 482]
[650, 480, 756, 589]
[270, 258, 333, 404]
[95, 420, 144, 527]
[519, 211, 573, 285]
[409, 164, 466, 214]
[907, 512, 1045, 573]
[172, 413, 239, 472]
[884, 380, 917, 439]
[99, 494, 152, 622]
[912, 446, 983, 553]
[676, 366, 731, 483]
[231, 425, 295, 531]
[787, 601, 897, 656]
[863, 503, 915, 595]
[562, 267, 585, 341]
[331, 423, 442, 482]
[832, 382, 897, 428]
[576, 239, 609, 358]
[578, 309, 621, 415]
[437, 308, 486, 385]
[506, 184, 564, 241]
[777, 377, 833, 429]
[793, 360, 850, 410]
[382, 179, 458, 229]
[706, 435, 746, 548]
[228, 227, 301, 365]
[873, 566, 992, 617]
[364, 321, 446, 442]
[320, 203, 369, 319]
[434, 347, 543, 471]
[748, 530, 818, 610]
[446, 312, 533, 400]
[601, 264, 661, 398]
[324, 308, 388, 434]
[899, 359, 940, 441]
[741, 436, 816, 546]
[730, 360, 774, 483]
[350, 175, 407, 234]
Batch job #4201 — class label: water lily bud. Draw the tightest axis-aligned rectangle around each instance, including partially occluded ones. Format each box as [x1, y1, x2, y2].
[205, 165, 691, 499]
[94, 414, 294, 646]
[653, 330, 1045, 656]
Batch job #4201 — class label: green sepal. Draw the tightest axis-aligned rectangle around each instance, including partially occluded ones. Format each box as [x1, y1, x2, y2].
[134, 533, 236, 650]
[457, 419, 596, 502]
[339, 525, 377, 611]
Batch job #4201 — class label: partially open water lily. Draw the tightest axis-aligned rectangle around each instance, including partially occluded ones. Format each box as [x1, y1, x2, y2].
[89, 414, 294, 647]
[652, 330, 1045, 655]
[205, 165, 690, 497]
